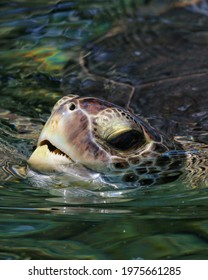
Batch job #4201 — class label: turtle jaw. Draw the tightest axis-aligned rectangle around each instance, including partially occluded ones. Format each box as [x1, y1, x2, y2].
[27, 106, 78, 173]
[27, 141, 73, 173]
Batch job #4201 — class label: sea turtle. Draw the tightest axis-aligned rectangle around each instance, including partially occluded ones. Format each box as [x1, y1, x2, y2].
[27, 1, 208, 190]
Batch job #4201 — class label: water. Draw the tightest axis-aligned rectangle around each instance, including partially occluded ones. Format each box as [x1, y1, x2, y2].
[0, 0, 208, 259]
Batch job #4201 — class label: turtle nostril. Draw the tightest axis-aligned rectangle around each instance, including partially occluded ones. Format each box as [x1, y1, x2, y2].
[69, 103, 76, 111]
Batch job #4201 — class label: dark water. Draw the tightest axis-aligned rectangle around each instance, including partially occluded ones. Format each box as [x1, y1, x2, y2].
[0, 0, 208, 260]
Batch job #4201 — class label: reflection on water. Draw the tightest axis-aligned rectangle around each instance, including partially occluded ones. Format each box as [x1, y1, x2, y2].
[0, 0, 208, 259]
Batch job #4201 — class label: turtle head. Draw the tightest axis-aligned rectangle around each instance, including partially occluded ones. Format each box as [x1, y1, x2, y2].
[28, 95, 181, 187]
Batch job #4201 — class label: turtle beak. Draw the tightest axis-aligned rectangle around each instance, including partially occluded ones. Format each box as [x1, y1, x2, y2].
[27, 110, 73, 173]
[28, 143, 72, 173]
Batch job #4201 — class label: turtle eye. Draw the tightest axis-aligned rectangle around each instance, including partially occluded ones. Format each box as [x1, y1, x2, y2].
[107, 129, 145, 151]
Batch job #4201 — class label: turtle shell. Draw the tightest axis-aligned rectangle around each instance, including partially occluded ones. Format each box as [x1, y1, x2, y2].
[62, 2, 208, 142]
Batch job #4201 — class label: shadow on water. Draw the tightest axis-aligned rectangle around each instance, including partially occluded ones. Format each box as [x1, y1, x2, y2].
[0, 0, 208, 259]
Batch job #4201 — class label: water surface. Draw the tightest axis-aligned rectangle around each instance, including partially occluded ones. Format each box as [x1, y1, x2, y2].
[0, 0, 208, 260]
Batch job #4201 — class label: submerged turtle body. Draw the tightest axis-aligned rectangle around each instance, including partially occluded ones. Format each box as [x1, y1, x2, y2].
[28, 1, 208, 189]
[62, 1, 208, 137]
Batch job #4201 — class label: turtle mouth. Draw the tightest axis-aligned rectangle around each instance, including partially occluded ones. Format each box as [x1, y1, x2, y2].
[28, 139, 73, 173]
[39, 140, 72, 161]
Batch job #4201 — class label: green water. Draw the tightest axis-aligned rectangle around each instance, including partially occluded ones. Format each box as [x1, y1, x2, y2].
[0, 0, 208, 260]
